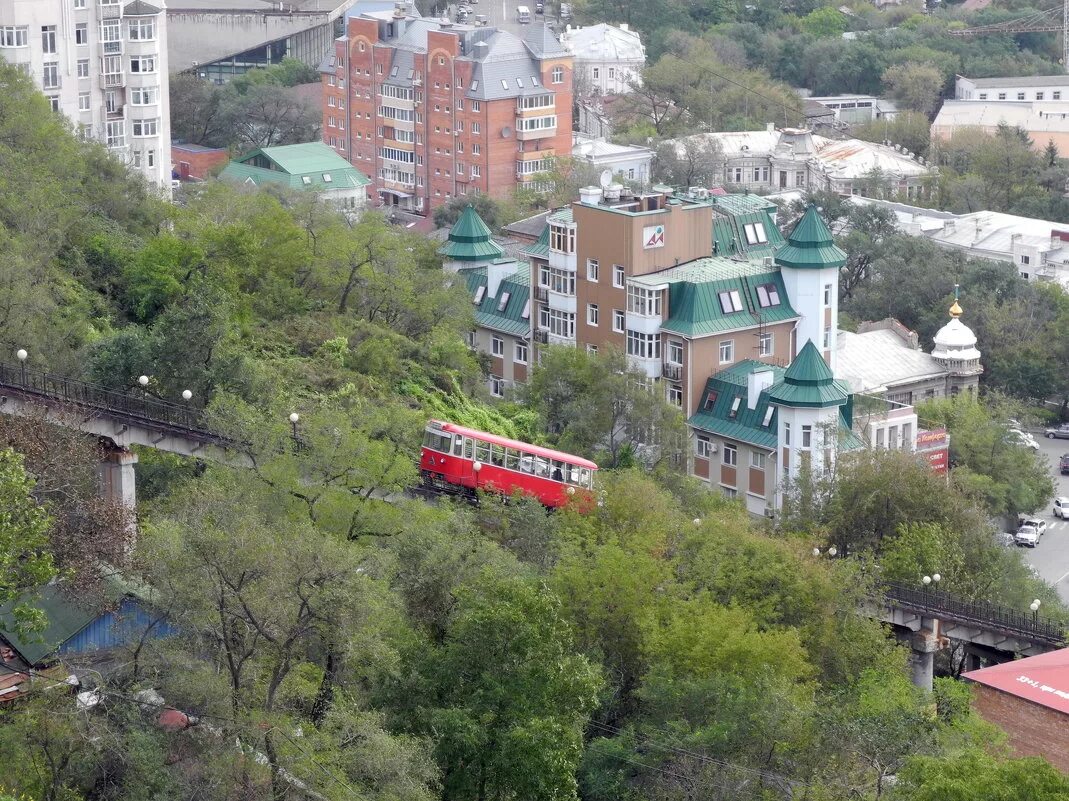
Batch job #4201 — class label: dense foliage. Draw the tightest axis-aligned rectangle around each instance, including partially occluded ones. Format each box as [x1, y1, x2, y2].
[1, 59, 1068, 801]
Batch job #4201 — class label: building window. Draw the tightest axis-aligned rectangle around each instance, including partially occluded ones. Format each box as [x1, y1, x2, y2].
[490, 376, 504, 398]
[823, 325, 831, 349]
[1017, 92, 1026, 100]
[471, 100, 481, 112]
[42, 63, 59, 90]
[1037, 92, 1045, 100]
[627, 285, 662, 316]
[132, 118, 159, 137]
[130, 56, 155, 73]
[978, 93, 987, 100]
[48, 96, 60, 112]
[719, 339, 734, 364]
[549, 224, 575, 254]
[667, 384, 683, 407]
[722, 443, 737, 466]
[77, 59, 89, 77]
[587, 344, 598, 355]
[1056, 91, 1062, 100]
[552, 66, 563, 84]
[801, 425, 812, 448]
[592, 68, 600, 79]
[696, 435, 711, 458]
[515, 341, 528, 364]
[78, 92, 90, 111]
[42, 25, 57, 54]
[613, 264, 625, 288]
[586, 258, 599, 281]
[612, 309, 625, 332]
[540, 308, 575, 339]
[758, 332, 772, 357]
[0, 26, 28, 47]
[491, 336, 504, 356]
[667, 339, 683, 365]
[717, 289, 743, 313]
[783, 421, 790, 445]
[756, 284, 780, 308]
[626, 330, 660, 359]
[587, 303, 599, 326]
[75, 23, 88, 45]
[751, 451, 765, 469]
[132, 150, 142, 167]
[742, 221, 768, 245]
[128, 18, 156, 41]
[823, 283, 833, 306]
[998, 92, 1006, 100]
[1021, 254, 1031, 265]
[105, 120, 124, 148]
[472, 122, 481, 134]
[131, 87, 158, 105]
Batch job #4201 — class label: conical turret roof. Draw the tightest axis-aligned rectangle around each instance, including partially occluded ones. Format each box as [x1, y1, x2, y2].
[774, 205, 846, 270]
[439, 205, 504, 262]
[767, 340, 850, 408]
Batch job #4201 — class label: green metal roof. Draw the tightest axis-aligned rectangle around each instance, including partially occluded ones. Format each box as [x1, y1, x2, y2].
[709, 193, 778, 217]
[712, 211, 784, 260]
[774, 205, 846, 270]
[767, 340, 850, 408]
[440, 205, 505, 262]
[461, 264, 531, 336]
[220, 142, 370, 192]
[688, 360, 785, 449]
[523, 225, 551, 260]
[630, 257, 798, 338]
[0, 585, 98, 665]
[547, 207, 574, 224]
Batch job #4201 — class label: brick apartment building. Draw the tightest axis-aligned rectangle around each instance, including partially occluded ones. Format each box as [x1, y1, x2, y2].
[322, 3, 573, 216]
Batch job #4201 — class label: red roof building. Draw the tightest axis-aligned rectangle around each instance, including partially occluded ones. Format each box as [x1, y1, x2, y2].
[964, 649, 1069, 772]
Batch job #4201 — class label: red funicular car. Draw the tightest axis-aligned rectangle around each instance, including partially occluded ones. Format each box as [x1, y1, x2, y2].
[420, 419, 597, 508]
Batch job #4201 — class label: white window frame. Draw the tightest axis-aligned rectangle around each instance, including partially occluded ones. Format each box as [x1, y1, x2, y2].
[612, 309, 625, 333]
[758, 332, 773, 357]
[586, 259, 599, 282]
[491, 336, 504, 356]
[722, 443, 737, 466]
[613, 264, 625, 288]
[514, 341, 528, 364]
[696, 435, 711, 458]
[719, 339, 734, 364]
[587, 303, 599, 326]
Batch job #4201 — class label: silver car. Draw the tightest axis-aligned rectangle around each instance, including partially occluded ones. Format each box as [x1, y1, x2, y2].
[1016, 525, 1041, 547]
[1045, 424, 1069, 440]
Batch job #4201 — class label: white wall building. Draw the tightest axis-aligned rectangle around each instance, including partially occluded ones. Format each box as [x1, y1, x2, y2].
[572, 132, 652, 186]
[0, 0, 172, 188]
[560, 22, 644, 97]
[955, 74, 1069, 102]
[665, 126, 933, 199]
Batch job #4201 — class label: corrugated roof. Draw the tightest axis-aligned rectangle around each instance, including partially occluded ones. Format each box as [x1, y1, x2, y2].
[709, 193, 778, 217]
[712, 211, 784, 259]
[461, 265, 532, 336]
[836, 328, 947, 394]
[0, 585, 98, 665]
[962, 74, 1069, 89]
[775, 205, 846, 270]
[964, 648, 1069, 715]
[439, 205, 505, 261]
[688, 361, 785, 449]
[934, 100, 1069, 134]
[767, 340, 850, 408]
[220, 143, 370, 191]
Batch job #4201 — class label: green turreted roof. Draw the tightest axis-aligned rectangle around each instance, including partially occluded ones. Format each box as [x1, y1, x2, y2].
[461, 263, 531, 336]
[766, 340, 850, 408]
[440, 205, 505, 262]
[774, 205, 846, 270]
[220, 142, 370, 192]
[688, 360, 786, 449]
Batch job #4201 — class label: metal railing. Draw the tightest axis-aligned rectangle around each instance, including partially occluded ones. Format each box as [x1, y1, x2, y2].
[882, 581, 1067, 646]
[0, 361, 228, 445]
[662, 363, 682, 381]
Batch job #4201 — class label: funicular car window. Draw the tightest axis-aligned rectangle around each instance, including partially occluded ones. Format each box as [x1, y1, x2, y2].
[490, 444, 506, 466]
[453, 435, 464, 456]
[475, 440, 491, 463]
[505, 447, 521, 470]
[579, 467, 592, 488]
[464, 438, 474, 459]
[423, 430, 452, 452]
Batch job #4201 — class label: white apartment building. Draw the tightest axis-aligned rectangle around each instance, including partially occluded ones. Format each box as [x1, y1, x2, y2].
[0, 0, 171, 188]
[955, 74, 1069, 103]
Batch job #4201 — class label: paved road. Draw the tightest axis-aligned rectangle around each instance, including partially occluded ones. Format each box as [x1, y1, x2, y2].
[442, 0, 562, 37]
[1019, 432, 1069, 601]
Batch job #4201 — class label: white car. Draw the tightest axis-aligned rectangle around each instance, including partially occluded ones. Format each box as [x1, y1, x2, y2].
[1055, 497, 1069, 519]
[1021, 518, 1049, 536]
[1008, 429, 1040, 451]
[1016, 525, 1041, 547]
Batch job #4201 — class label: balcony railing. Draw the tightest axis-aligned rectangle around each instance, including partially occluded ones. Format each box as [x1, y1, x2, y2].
[103, 73, 125, 87]
[535, 287, 548, 302]
[534, 330, 548, 344]
[100, 3, 123, 18]
[662, 363, 682, 381]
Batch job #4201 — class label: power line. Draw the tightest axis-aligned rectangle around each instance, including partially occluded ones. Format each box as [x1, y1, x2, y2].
[0, 660, 358, 800]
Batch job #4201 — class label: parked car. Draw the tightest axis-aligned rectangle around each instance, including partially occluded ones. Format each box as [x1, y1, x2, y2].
[1016, 525, 1041, 547]
[1060, 453, 1069, 475]
[535, 1, 544, 12]
[1045, 423, 1069, 439]
[997, 531, 1017, 548]
[560, 1, 572, 18]
[1054, 497, 1069, 519]
[1008, 429, 1041, 450]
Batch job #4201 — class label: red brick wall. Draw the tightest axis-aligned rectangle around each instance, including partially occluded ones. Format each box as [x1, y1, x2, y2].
[971, 683, 1069, 772]
[171, 147, 228, 180]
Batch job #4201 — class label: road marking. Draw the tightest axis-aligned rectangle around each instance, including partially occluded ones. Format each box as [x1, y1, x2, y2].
[1056, 569, 1069, 585]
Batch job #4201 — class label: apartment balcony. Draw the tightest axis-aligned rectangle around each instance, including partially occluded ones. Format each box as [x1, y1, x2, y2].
[382, 177, 416, 192]
[104, 104, 125, 120]
[534, 330, 548, 344]
[101, 40, 123, 55]
[516, 124, 556, 142]
[516, 101, 555, 116]
[103, 72, 125, 88]
[662, 363, 682, 381]
[100, 2, 123, 18]
[534, 286, 548, 303]
[379, 96, 415, 111]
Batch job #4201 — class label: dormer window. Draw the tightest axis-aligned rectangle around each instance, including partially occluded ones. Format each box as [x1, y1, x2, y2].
[473, 286, 485, 304]
[729, 397, 741, 419]
[390, 65, 398, 77]
[497, 291, 511, 312]
[717, 290, 743, 313]
[322, 173, 333, 183]
[743, 221, 768, 245]
[756, 283, 780, 308]
[762, 406, 774, 427]
[301, 176, 312, 185]
[704, 389, 718, 410]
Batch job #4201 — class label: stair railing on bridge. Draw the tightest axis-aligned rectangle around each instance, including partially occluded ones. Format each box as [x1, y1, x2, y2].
[882, 581, 1067, 647]
[0, 361, 227, 444]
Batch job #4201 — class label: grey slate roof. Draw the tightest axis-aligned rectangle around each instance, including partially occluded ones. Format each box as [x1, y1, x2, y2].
[464, 31, 554, 101]
[522, 23, 569, 58]
[124, 0, 161, 14]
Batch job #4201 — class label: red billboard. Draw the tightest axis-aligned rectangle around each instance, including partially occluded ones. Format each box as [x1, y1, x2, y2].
[916, 427, 949, 476]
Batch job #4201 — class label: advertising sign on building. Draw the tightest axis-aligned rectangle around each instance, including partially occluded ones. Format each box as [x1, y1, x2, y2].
[642, 224, 665, 249]
[915, 427, 949, 476]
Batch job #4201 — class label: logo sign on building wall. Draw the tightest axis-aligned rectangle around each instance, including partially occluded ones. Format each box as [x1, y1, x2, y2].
[643, 224, 665, 249]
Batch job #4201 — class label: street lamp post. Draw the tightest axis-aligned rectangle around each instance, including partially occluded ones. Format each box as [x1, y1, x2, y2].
[138, 375, 149, 406]
[181, 390, 192, 401]
[16, 348, 27, 385]
[289, 412, 300, 442]
[1031, 599, 1042, 626]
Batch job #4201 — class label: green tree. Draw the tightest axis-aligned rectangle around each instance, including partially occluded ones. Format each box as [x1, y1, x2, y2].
[854, 111, 933, 158]
[881, 62, 945, 116]
[893, 750, 1069, 801]
[0, 449, 55, 636]
[798, 6, 848, 37]
[520, 345, 686, 468]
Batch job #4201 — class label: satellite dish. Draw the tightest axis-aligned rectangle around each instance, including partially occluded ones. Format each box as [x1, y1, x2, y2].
[501, 126, 512, 138]
[599, 169, 612, 188]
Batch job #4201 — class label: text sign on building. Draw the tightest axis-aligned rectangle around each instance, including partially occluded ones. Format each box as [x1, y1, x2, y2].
[915, 427, 949, 476]
[642, 224, 665, 249]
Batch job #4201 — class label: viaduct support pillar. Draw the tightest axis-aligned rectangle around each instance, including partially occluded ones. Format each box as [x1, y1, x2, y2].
[910, 617, 942, 691]
[98, 446, 138, 558]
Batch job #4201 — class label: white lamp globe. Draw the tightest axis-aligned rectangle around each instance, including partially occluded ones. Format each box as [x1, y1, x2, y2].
[181, 389, 193, 401]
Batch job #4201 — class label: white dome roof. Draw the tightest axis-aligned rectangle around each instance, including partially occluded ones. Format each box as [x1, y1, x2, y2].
[932, 318, 981, 361]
